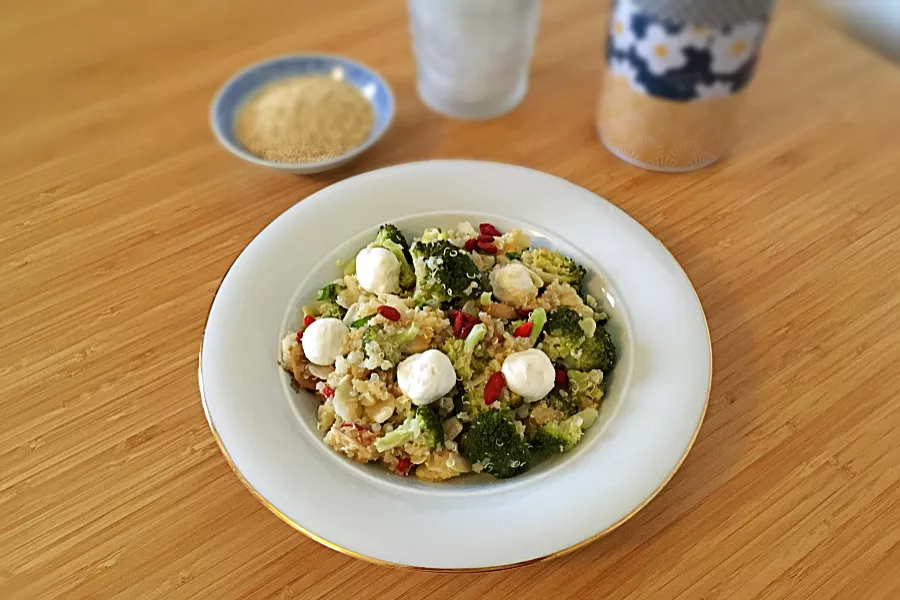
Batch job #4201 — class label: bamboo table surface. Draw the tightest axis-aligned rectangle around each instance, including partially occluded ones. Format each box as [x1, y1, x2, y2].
[2, 0, 900, 598]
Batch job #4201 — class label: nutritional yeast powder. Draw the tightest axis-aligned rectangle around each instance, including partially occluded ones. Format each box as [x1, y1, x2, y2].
[235, 75, 375, 163]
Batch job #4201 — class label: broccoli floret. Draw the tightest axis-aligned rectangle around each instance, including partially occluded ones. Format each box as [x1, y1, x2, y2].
[521, 248, 586, 292]
[302, 282, 349, 319]
[562, 327, 616, 374]
[442, 323, 487, 381]
[410, 240, 487, 306]
[414, 404, 444, 448]
[374, 405, 444, 452]
[303, 281, 349, 318]
[370, 224, 415, 290]
[361, 322, 420, 365]
[546, 391, 579, 417]
[544, 307, 585, 339]
[318, 302, 347, 319]
[539, 308, 586, 360]
[462, 410, 530, 479]
[568, 369, 605, 403]
[460, 382, 486, 418]
[531, 408, 599, 453]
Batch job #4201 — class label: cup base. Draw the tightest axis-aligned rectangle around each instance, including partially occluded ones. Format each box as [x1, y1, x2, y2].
[599, 131, 721, 174]
[417, 76, 527, 120]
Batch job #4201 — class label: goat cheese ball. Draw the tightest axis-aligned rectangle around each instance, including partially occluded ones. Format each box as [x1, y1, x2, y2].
[501, 349, 555, 401]
[490, 262, 539, 306]
[301, 318, 349, 366]
[397, 349, 457, 406]
[356, 247, 401, 295]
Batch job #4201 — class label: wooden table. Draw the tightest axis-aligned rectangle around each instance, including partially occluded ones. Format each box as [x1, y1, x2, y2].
[3, 0, 900, 598]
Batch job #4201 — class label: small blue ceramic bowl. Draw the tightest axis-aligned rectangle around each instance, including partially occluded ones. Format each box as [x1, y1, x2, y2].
[210, 54, 395, 175]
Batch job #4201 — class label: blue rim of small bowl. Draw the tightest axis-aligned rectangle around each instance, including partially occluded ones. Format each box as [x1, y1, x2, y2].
[209, 53, 395, 172]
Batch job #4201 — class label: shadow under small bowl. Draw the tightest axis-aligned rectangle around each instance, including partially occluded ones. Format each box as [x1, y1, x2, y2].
[210, 54, 395, 175]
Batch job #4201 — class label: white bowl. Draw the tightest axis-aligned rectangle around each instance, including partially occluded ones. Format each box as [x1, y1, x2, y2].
[199, 160, 711, 570]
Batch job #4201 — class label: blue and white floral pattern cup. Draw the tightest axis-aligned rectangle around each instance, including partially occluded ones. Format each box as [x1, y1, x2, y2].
[598, 0, 774, 172]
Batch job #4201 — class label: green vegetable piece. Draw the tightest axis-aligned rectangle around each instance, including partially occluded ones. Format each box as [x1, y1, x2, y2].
[527, 307, 547, 346]
[520, 248, 586, 292]
[546, 391, 579, 417]
[562, 326, 616, 374]
[444, 323, 487, 381]
[539, 308, 587, 361]
[370, 224, 415, 290]
[317, 283, 338, 302]
[464, 323, 487, 353]
[462, 410, 530, 479]
[361, 322, 420, 365]
[567, 370, 604, 403]
[351, 314, 376, 328]
[410, 239, 488, 306]
[373, 405, 444, 452]
[532, 407, 601, 454]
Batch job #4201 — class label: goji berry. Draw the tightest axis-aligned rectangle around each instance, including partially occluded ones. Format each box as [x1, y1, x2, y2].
[477, 241, 498, 255]
[453, 311, 466, 337]
[479, 223, 501, 237]
[513, 321, 533, 338]
[555, 368, 568, 388]
[303, 315, 316, 328]
[376, 305, 401, 321]
[484, 372, 506, 405]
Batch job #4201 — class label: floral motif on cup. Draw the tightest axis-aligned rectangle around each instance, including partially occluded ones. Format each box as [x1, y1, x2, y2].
[606, 0, 768, 101]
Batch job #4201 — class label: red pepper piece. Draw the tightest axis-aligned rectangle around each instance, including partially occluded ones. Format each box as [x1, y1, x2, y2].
[477, 234, 495, 244]
[303, 315, 316, 328]
[464, 238, 478, 251]
[322, 385, 335, 399]
[396, 457, 412, 475]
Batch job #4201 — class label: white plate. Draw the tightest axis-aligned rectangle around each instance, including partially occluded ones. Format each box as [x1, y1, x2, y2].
[199, 160, 711, 571]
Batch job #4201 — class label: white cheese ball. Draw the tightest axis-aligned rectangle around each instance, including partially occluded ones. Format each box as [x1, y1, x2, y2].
[501, 349, 555, 401]
[397, 349, 457, 406]
[356, 247, 401, 295]
[300, 318, 349, 366]
[280, 332, 298, 366]
[490, 262, 538, 305]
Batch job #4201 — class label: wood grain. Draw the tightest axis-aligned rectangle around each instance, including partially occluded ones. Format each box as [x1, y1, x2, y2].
[2, 0, 900, 598]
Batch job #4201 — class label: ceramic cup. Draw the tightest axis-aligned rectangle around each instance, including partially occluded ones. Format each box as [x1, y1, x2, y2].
[598, 0, 774, 172]
[408, 0, 541, 120]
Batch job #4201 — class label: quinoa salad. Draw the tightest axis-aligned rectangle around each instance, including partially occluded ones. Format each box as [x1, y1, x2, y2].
[279, 222, 618, 481]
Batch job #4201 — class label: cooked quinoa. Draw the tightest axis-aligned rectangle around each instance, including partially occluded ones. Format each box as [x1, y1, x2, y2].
[279, 222, 618, 481]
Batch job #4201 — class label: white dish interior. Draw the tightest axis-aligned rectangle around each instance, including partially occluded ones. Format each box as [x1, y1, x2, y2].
[280, 211, 634, 495]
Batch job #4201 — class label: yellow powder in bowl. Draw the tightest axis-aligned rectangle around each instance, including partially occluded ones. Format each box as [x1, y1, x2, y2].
[235, 75, 375, 164]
